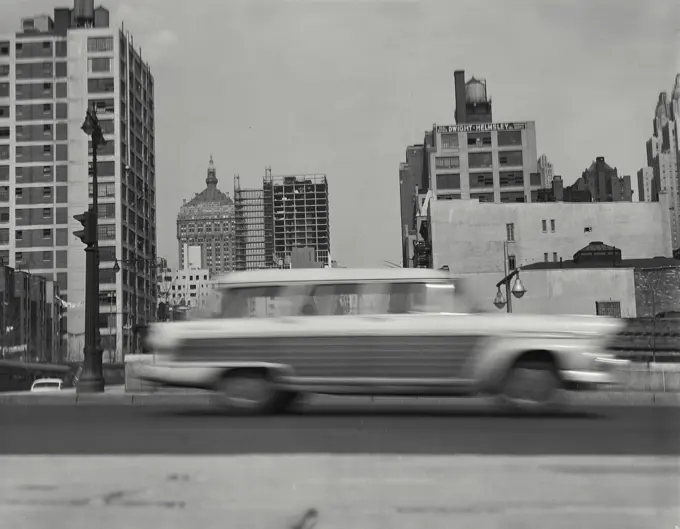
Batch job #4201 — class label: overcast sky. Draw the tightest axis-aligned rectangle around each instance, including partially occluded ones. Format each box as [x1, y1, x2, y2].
[1, 0, 678, 268]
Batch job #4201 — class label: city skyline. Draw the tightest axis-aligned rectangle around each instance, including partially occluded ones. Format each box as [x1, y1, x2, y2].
[1, 0, 677, 269]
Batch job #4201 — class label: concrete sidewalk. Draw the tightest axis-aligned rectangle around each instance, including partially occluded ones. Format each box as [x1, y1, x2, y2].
[0, 385, 678, 407]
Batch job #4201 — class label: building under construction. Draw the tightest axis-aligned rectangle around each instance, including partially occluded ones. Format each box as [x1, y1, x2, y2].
[234, 170, 331, 270]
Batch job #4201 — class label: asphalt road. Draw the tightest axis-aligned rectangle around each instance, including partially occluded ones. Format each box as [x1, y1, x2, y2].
[2, 401, 679, 455]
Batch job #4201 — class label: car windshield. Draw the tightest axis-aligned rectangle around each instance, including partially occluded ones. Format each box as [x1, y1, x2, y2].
[207, 279, 474, 319]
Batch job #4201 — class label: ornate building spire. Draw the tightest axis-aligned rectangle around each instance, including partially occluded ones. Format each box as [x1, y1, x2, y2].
[206, 154, 218, 188]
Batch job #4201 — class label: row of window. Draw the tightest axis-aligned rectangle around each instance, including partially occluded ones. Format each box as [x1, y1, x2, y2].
[440, 130, 523, 150]
[437, 171, 541, 190]
[435, 151, 524, 171]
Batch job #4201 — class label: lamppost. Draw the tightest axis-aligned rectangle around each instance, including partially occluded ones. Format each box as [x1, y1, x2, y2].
[76, 106, 106, 393]
[493, 242, 527, 313]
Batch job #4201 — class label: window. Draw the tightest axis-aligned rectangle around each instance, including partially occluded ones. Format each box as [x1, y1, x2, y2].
[0, 64, 8, 77]
[87, 37, 114, 52]
[43, 146, 52, 156]
[469, 172, 493, 189]
[542, 219, 547, 232]
[499, 171, 523, 187]
[550, 219, 555, 232]
[0, 211, 8, 222]
[499, 151, 523, 167]
[553, 252, 558, 262]
[43, 82, 52, 90]
[508, 255, 516, 270]
[0, 127, 8, 139]
[15, 252, 23, 261]
[468, 152, 493, 169]
[43, 103, 51, 112]
[441, 133, 458, 150]
[0, 42, 8, 56]
[42, 166, 51, 176]
[0, 145, 8, 160]
[436, 173, 460, 190]
[15, 230, 22, 241]
[43, 208, 51, 218]
[467, 132, 492, 147]
[88, 78, 114, 93]
[530, 172, 542, 186]
[497, 130, 522, 147]
[434, 156, 459, 170]
[43, 186, 52, 197]
[15, 188, 22, 197]
[43, 251, 51, 261]
[544, 252, 548, 262]
[595, 301, 621, 318]
[97, 224, 116, 240]
[506, 223, 515, 242]
[0, 106, 8, 118]
[43, 228, 51, 238]
[88, 57, 112, 73]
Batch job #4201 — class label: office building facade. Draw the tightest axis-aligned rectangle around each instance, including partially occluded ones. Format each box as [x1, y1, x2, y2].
[639, 80, 680, 251]
[0, 0, 157, 363]
[176, 156, 235, 275]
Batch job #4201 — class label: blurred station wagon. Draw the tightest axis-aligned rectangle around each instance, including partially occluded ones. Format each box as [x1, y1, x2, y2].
[137, 268, 625, 413]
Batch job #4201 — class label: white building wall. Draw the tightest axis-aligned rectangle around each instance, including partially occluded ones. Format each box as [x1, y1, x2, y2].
[184, 243, 203, 269]
[459, 268, 637, 317]
[160, 267, 217, 310]
[430, 197, 673, 274]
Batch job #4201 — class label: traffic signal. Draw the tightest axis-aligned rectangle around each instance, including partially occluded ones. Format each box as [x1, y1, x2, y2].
[73, 210, 95, 246]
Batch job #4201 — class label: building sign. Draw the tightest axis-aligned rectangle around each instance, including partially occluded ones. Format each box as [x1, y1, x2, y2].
[436, 122, 526, 133]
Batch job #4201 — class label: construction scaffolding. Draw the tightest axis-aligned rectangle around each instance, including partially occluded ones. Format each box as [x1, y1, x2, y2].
[233, 175, 267, 271]
[264, 172, 331, 267]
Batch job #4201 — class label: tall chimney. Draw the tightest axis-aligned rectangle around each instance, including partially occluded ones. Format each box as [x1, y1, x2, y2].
[454, 70, 467, 124]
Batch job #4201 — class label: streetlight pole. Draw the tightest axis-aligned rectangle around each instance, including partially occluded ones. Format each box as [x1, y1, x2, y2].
[77, 106, 106, 393]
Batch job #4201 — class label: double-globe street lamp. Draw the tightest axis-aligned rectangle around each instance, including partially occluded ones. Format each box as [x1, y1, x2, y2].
[74, 107, 106, 393]
[493, 241, 527, 313]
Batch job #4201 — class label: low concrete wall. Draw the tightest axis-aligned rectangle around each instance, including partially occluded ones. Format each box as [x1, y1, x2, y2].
[124, 354, 159, 393]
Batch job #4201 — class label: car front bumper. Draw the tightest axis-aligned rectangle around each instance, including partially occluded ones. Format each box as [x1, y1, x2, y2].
[560, 368, 620, 390]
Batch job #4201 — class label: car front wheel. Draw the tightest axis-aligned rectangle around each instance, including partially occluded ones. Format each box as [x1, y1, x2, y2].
[215, 370, 300, 415]
[498, 359, 562, 412]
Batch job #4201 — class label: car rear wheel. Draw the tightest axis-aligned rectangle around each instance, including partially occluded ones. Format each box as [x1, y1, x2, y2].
[215, 370, 300, 415]
[498, 359, 562, 412]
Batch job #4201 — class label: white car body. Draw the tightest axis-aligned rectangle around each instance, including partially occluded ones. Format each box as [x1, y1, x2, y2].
[138, 268, 626, 411]
[30, 378, 64, 392]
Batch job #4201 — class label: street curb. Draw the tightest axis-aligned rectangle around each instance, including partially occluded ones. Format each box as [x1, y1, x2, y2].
[0, 391, 678, 407]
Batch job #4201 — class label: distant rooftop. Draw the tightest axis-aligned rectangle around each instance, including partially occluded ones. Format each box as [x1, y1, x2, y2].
[523, 256, 678, 271]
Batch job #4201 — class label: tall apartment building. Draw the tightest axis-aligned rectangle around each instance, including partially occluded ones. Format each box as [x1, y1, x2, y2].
[0, 0, 157, 363]
[234, 170, 331, 270]
[537, 154, 554, 188]
[176, 156, 235, 275]
[638, 79, 680, 251]
[637, 167, 655, 202]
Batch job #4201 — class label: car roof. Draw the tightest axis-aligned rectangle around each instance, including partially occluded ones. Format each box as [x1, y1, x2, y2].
[32, 378, 62, 384]
[214, 268, 454, 288]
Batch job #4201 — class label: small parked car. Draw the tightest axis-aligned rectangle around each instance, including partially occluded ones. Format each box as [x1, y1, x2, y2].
[30, 378, 64, 392]
[136, 268, 625, 413]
